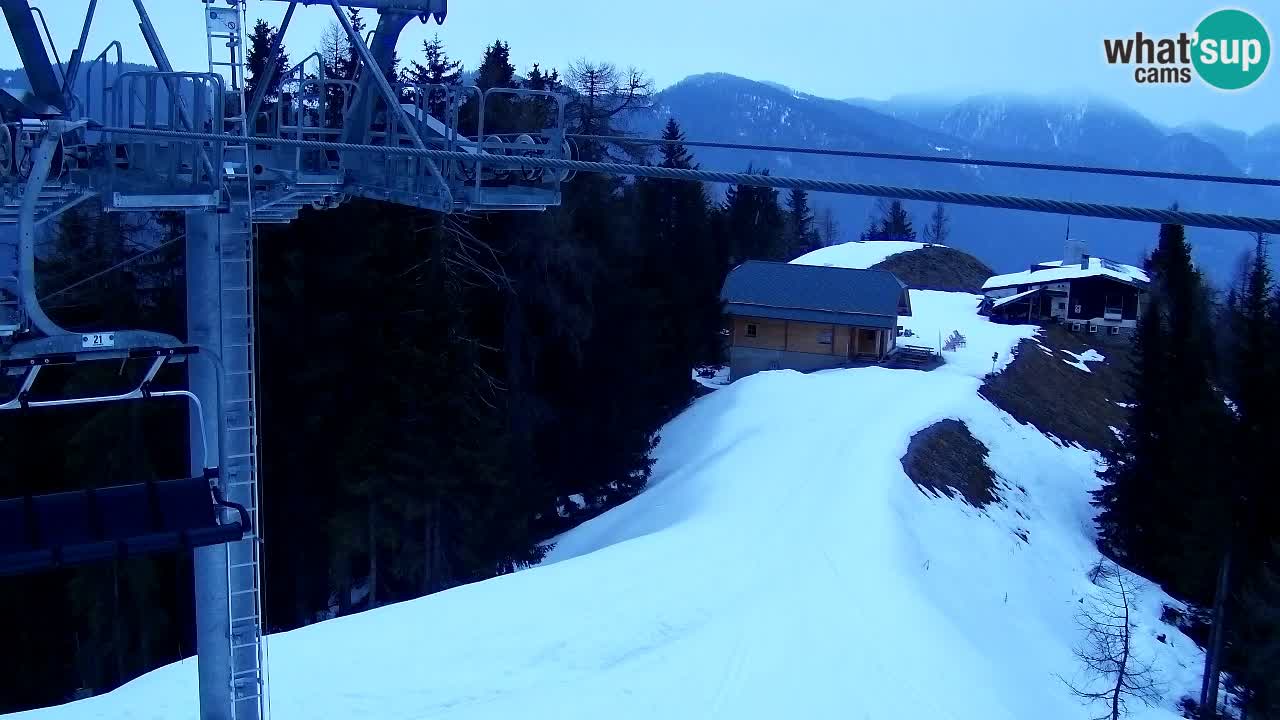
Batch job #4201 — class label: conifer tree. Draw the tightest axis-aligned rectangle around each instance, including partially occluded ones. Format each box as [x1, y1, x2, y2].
[404, 33, 463, 116]
[1093, 222, 1230, 604]
[245, 19, 289, 104]
[877, 199, 916, 241]
[723, 166, 786, 263]
[635, 118, 720, 406]
[784, 188, 819, 259]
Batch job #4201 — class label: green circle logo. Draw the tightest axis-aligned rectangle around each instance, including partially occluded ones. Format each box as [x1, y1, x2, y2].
[1192, 9, 1271, 90]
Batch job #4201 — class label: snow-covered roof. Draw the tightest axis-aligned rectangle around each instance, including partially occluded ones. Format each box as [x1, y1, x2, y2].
[791, 240, 939, 270]
[982, 256, 1148, 291]
[990, 287, 1041, 309]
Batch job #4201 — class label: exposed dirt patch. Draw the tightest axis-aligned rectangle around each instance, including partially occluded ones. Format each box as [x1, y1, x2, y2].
[901, 419, 997, 507]
[871, 246, 995, 293]
[979, 324, 1135, 453]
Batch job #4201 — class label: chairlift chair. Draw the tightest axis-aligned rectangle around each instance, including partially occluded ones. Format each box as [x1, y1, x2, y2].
[0, 339, 251, 576]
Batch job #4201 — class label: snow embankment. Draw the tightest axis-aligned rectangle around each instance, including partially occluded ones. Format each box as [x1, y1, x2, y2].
[13, 295, 1201, 720]
[791, 240, 937, 270]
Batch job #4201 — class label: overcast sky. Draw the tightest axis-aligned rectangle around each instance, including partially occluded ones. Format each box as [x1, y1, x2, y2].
[3, 0, 1274, 133]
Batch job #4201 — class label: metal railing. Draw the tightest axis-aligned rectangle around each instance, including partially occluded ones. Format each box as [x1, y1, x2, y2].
[108, 71, 225, 190]
[275, 52, 362, 177]
[82, 40, 122, 125]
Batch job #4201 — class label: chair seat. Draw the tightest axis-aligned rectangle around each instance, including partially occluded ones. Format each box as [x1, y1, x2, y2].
[0, 476, 247, 576]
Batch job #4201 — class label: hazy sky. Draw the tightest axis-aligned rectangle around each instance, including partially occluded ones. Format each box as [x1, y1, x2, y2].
[3, 0, 1274, 132]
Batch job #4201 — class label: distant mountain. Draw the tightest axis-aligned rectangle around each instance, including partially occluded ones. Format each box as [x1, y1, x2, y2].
[874, 93, 1237, 174]
[1177, 121, 1280, 178]
[637, 75, 1276, 284]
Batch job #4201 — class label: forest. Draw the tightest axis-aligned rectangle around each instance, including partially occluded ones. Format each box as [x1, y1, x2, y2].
[0, 11, 1277, 718]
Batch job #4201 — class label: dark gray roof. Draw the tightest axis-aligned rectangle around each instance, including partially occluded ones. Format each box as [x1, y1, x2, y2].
[721, 261, 908, 329]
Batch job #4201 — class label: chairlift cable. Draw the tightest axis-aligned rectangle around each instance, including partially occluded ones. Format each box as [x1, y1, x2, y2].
[38, 233, 186, 302]
[566, 133, 1280, 189]
[97, 126, 1280, 235]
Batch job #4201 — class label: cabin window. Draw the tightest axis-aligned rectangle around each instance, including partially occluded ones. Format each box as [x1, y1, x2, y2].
[1104, 293, 1123, 316]
[817, 329, 833, 345]
[1108, 326, 1121, 336]
[745, 323, 758, 338]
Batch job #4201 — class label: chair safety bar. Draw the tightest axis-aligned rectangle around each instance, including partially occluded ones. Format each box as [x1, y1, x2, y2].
[0, 345, 198, 411]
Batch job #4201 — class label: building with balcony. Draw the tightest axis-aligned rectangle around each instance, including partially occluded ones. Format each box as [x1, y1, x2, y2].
[979, 240, 1148, 338]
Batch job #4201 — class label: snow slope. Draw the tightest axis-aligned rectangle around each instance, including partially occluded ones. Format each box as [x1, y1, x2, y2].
[900, 290, 1037, 377]
[11, 299, 1202, 720]
[792, 240, 937, 270]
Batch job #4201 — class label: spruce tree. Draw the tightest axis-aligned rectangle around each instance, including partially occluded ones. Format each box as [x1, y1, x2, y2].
[407, 33, 462, 86]
[1229, 234, 1275, 576]
[723, 166, 786, 262]
[467, 40, 519, 134]
[475, 39, 516, 90]
[785, 188, 819, 259]
[1093, 222, 1231, 604]
[245, 19, 289, 104]
[877, 199, 916, 241]
[635, 118, 720, 408]
[405, 33, 463, 117]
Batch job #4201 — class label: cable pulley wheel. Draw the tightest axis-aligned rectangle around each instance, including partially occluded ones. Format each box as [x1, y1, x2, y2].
[0, 124, 12, 178]
[514, 134, 542, 182]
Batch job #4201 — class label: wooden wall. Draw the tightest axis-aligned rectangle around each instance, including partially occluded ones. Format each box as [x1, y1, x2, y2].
[786, 320, 839, 355]
[732, 316, 881, 358]
[732, 316, 787, 350]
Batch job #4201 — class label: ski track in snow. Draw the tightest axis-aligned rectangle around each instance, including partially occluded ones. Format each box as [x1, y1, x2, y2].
[11, 290, 1202, 720]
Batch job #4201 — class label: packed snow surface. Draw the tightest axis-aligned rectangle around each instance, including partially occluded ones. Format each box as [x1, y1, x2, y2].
[791, 240, 937, 270]
[12, 294, 1201, 720]
[900, 290, 1037, 377]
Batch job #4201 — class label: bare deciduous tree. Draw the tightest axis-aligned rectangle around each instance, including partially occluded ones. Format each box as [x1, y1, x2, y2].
[816, 206, 840, 247]
[1062, 560, 1163, 720]
[922, 202, 950, 245]
[564, 60, 653, 161]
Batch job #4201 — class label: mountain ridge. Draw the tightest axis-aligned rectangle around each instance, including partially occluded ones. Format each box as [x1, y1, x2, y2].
[642, 73, 1278, 284]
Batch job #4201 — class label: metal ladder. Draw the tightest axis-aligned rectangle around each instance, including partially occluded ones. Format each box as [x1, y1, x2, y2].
[220, 202, 266, 720]
[205, 1, 252, 180]
[205, 3, 266, 719]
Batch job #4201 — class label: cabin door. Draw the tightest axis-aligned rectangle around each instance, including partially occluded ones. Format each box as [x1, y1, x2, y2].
[850, 328, 880, 360]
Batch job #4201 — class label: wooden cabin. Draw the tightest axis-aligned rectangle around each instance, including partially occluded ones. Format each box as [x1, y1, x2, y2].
[721, 261, 912, 381]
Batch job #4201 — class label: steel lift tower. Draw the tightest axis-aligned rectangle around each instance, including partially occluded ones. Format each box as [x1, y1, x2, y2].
[0, 1, 571, 718]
